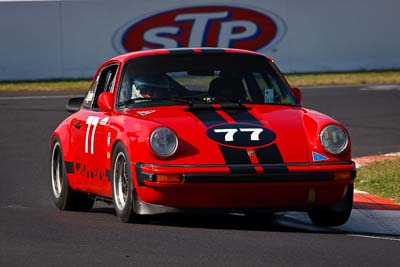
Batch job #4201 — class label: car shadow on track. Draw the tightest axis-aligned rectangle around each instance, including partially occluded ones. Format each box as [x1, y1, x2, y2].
[89, 206, 400, 239]
[90, 206, 321, 233]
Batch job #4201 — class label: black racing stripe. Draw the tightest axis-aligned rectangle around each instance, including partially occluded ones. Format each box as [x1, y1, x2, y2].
[190, 110, 226, 127]
[169, 48, 225, 55]
[168, 48, 196, 54]
[223, 109, 287, 170]
[255, 144, 288, 173]
[254, 145, 285, 164]
[189, 110, 253, 172]
[200, 48, 226, 54]
[218, 145, 255, 174]
[223, 109, 263, 126]
[65, 161, 74, 174]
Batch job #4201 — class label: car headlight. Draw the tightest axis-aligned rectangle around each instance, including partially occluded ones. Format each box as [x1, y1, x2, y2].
[150, 127, 178, 158]
[319, 125, 349, 154]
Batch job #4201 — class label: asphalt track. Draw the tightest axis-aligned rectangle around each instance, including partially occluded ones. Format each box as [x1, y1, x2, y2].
[0, 85, 400, 266]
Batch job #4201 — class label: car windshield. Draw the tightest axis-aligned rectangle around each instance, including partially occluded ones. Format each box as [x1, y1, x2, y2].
[117, 53, 297, 108]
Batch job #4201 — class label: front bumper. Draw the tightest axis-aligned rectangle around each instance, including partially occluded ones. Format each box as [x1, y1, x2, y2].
[133, 161, 356, 214]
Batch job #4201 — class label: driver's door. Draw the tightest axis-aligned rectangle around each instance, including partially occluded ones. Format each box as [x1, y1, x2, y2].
[70, 64, 118, 195]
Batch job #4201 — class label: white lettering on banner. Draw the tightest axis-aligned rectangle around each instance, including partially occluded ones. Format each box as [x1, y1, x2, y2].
[85, 116, 100, 154]
[214, 128, 264, 142]
[143, 27, 180, 50]
[175, 12, 229, 47]
[141, 11, 259, 48]
[113, 5, 288, 57]
[218, 20, 258, 47]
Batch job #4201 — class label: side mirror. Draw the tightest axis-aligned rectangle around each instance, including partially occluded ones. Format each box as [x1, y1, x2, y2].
[98, 92, 113, 112]
[66, 97, 84, 113]
[292, 87, 302, 105]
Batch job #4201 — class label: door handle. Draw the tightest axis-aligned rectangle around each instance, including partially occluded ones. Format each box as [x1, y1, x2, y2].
[74, 122, 81, 129]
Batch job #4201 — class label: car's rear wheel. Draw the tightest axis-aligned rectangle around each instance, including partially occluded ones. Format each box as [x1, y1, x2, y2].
[308, 184, 353, 227]
[112, 143, 135, 223]
[50, 137, 94, 211]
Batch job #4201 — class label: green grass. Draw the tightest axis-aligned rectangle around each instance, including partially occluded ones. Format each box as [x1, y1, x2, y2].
[0, 70, 400, 92]
[0, 79, 91, 92]
[355, 159, 400, 203]
[285, 70, 400, 87]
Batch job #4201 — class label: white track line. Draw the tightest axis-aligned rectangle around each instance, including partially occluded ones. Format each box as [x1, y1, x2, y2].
[349, 234, 400, 242]
[0, 95, 82, 101]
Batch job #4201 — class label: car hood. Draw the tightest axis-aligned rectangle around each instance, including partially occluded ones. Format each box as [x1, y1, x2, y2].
[128, 105, 310, 164]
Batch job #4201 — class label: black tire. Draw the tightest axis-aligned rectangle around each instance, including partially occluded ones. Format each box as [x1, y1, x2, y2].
[111, 142, 136, 223]
[308, 184, 353, 227]
[49, 137, 94, 211]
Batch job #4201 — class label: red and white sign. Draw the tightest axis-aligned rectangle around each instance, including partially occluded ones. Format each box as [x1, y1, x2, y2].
[113, 6, 286, 53]
[2, 1, 399, 80]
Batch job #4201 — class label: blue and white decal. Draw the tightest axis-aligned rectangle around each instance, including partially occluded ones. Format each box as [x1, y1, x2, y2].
[312, 151, 329, 161]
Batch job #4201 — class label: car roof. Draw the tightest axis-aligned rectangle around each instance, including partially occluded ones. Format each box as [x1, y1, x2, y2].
[107, 47, 271, 64]
[94, 48, 273, 80]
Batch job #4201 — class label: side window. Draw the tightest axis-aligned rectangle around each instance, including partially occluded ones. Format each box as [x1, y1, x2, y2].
[83, 76, 99, 108]
[250, 72, 282, 104]
[82, 64, 119, 109]
[251, 72, 295, 105]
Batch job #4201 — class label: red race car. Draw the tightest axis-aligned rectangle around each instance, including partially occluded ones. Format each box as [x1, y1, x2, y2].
[50, 48, 356, 226]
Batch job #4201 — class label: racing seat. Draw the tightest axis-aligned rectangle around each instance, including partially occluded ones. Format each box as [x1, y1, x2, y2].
[208, 75, 248, 102]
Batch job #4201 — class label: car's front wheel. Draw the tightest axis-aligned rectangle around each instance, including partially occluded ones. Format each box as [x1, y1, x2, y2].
[112, 143, 136, 223]
[308, 184, 353, 227]
[49, 137, 94, 211]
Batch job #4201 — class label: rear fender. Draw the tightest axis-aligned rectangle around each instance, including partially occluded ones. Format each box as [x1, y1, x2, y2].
[50, 120, 77, 188]
[51, 121, 72, 160]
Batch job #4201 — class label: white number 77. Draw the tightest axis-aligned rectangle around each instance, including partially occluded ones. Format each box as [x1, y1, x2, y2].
[214, 128, 263, 142]
[85, 116, 100, 154]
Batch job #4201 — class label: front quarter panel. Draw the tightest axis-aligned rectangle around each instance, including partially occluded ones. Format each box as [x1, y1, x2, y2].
[110, 114, 179, 163]
[300, 108, 352, 161]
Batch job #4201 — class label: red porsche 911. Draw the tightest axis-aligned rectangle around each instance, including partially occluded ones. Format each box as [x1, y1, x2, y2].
[50, 48, 356, 226]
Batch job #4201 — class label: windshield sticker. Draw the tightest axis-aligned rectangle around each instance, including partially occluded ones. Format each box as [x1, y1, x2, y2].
[137, 110, 156, 116]
[100, 117, 109, 125]
[86, 91, 95, 102]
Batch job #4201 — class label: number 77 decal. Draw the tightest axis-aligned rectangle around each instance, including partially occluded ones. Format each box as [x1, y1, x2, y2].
[214, 128, 263, 142]
[85, 116, 100, 154]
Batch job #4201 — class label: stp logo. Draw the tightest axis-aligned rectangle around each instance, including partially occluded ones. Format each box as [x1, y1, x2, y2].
[113, 6, 285, 53]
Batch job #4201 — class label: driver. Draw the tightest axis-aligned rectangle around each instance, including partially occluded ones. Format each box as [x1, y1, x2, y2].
[131, 73, 170, 99]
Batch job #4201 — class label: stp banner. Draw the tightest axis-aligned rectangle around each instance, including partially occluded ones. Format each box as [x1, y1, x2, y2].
[0, 0, 399, 80]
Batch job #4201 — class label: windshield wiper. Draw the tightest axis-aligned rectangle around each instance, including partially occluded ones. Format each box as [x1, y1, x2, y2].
[121, 97, 191, 106]
[185, 99, 250, 110]
[120, 97, 249, 110]
[216, 99, 244, 106]
[183, 95, 245, 106]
